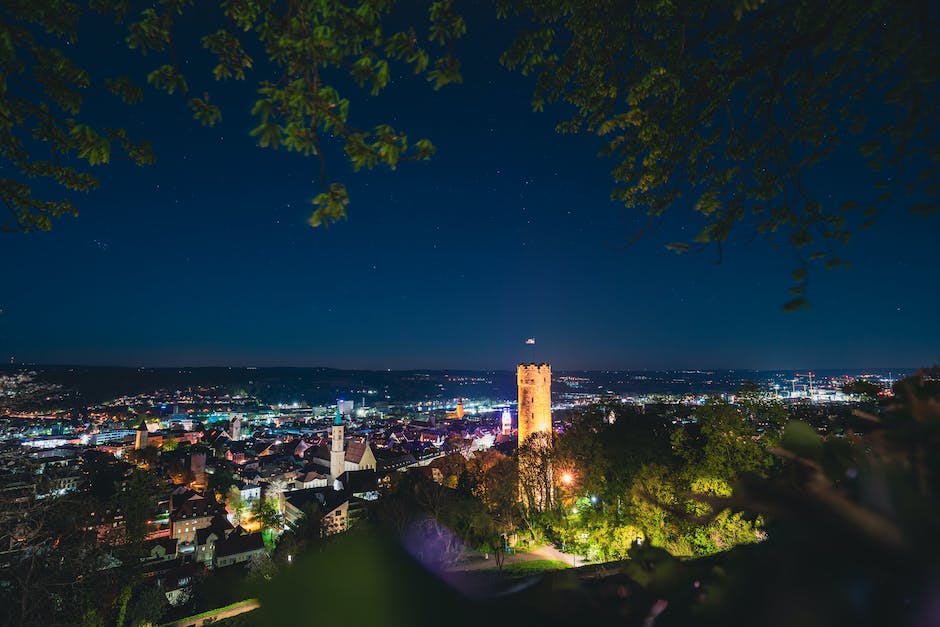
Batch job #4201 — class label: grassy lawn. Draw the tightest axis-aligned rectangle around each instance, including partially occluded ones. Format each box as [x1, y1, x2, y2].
[500, 560, 569, 577]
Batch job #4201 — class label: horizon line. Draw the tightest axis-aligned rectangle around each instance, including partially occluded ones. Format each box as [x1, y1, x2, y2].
[0, 362, 926, 373]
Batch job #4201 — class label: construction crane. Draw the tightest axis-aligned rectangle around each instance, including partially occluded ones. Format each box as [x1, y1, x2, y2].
[791, 372, 815, 397]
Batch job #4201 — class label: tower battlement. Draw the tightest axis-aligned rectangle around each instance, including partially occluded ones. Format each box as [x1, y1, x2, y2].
[517, 363, 551, 382]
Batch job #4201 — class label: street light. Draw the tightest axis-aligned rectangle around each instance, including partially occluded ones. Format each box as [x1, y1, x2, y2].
[561, 472, 573, 485]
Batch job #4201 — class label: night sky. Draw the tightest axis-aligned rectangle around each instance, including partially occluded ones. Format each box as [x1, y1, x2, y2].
[0, 5, 937, 370]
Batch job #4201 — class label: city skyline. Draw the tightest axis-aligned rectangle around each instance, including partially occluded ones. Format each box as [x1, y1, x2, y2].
[0, 361, 924, 374]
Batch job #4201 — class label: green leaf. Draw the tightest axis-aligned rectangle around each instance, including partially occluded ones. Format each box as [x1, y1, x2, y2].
[147, 65, 188, 95]
[908, 202, 937, 217]
[782, 297, 810, 312]
[781, 421, 823, 460]
[188, 97, 222, 126]
[309, 183, 349, 227]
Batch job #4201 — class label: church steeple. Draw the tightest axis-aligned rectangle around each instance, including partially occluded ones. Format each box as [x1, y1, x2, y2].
[330, 407, 345, 481]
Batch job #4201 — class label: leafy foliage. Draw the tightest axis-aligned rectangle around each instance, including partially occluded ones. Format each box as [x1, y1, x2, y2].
[123, 584, 169, 627]
[640, 370, 940, 626]
[672, 398, 776, 480]
[116, 467, 161, 546]
[549, 400, 772, 559]
[1, 0, 463, 231]
[0, 486, 133, 625]
[0, 0, 155, 231]
[517, 430, 556, 510]
[207, 466, 239, 498]
[251, 495, 281, 530]
[226, 484, 248, 525]
[4, 1, 936, 305]
[841, 378, 883, 400]
[497, 0, 939, 303]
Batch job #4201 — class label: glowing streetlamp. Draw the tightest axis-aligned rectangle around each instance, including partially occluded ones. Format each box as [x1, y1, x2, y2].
[561, 472, 573, 485]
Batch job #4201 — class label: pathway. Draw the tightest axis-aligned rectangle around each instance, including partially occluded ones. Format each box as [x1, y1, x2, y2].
[449, 543, 582, 572]
[161, 599, 260, 627]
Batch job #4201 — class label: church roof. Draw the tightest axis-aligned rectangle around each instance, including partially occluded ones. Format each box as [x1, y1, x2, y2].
[345, 439, 371, 464]
[309, 440, 371, 464]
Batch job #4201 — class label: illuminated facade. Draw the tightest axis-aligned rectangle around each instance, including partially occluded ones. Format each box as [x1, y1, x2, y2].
[331, 409, 345, 481]
[446, 399, 466, 419]
[517, 363, 552, 444]
[134, 419, 148, 450]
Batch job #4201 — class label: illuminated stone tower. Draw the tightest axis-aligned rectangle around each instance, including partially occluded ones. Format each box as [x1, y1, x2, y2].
[330, 407, 345, 481]
[190, 449, 207, 485]
[134, 419, 149, 450]
[517, 363, 552, 444]
[229, 415, 242, 441]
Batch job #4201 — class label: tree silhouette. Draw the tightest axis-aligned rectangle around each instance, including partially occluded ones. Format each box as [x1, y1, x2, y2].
[3, 1, 935, 300]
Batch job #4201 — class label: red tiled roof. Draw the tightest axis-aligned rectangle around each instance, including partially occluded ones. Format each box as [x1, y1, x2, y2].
[345, 440, 370, 464]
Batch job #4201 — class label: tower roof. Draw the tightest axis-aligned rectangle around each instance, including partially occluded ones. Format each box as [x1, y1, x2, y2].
[137, 419, 149, 431]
